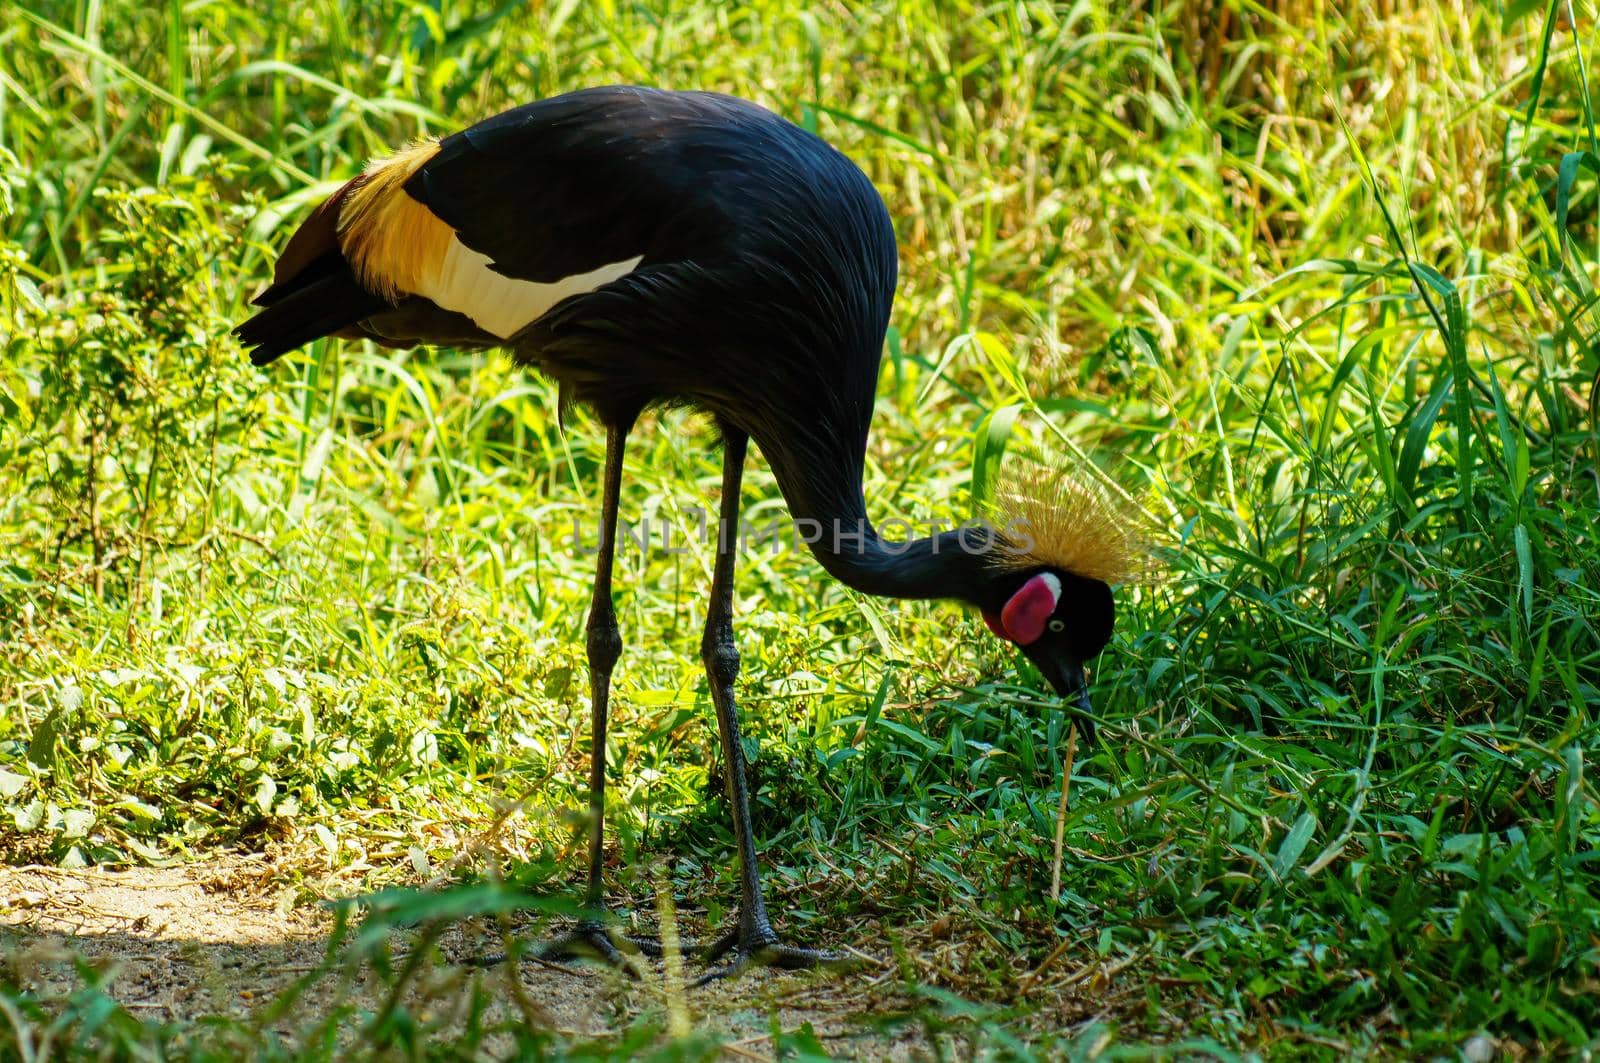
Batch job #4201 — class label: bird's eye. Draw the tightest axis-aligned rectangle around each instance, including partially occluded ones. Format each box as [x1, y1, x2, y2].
[1048, 619, 1066, 633]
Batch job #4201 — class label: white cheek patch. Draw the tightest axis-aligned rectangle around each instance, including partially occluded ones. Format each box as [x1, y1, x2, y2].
[1040, 572, 1062, 605]
[420, 237, 643, 340]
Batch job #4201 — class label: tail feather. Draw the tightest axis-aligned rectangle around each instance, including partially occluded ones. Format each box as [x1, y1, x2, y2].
[234, 258, 387, 366]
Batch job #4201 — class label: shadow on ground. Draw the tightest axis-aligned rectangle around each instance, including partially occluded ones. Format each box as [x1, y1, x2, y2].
[0, 859, 927, 1059]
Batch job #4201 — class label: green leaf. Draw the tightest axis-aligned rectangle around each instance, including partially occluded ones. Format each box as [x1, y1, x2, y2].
[315, 823, 338, 857]
[860, 668, 895, 746]
[12, 799, 44, 832]
[254, 775, 278, 814]
[61, 809, 95, 838]
[13, 275, 47, 314]
[27, 707, 62, 770]
[1501, 0, 1547, 25]
[973, 331, 1028, 398]
[1514, 524, 1534, 628]
[113, 797, 163, 824]
[1394, 370, 1454, 511]
[1555, 151, 1600, 265]
[876, 718, 940, 754]
[970, 402, 1022, 511]
[1525, 922, 1564, 972]
[1273, 812, 1318, 880]
[542, 665, 573, 700]
[854, 597, 894, 658]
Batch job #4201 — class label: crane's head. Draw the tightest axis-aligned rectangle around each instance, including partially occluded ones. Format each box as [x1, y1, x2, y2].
[980, 568, 1114, 717]
[977, 472, 1150, 731]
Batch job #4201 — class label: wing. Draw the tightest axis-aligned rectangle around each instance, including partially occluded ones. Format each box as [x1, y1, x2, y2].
[338, 87, 774, 341]
[242, 87, 820, 363]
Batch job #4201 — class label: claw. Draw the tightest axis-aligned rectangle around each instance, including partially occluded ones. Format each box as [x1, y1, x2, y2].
[694, 940, 854, 985]
[700, 926, 741, 965]
[694, 920, 857, 984]
[532, 918, 663, 979]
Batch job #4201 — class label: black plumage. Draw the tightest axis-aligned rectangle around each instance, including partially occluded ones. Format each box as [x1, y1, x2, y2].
[235, 85, 1123, 979]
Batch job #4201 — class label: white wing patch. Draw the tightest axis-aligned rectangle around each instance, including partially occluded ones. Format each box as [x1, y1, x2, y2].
[332, 144, 641, 339]
[419, 238, 643, 340]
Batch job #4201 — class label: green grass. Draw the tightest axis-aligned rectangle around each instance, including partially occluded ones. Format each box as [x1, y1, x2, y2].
[3, 0, 1599, 1057]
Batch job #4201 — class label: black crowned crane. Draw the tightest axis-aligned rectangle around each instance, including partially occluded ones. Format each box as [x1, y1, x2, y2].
[235, 85, 1143, 981]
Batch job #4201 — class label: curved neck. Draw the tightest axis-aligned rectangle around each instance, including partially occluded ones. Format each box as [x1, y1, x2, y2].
[738, 376, 1004, 610]
[758, 441, 1001, 607]
[806, 518, 1001, 606]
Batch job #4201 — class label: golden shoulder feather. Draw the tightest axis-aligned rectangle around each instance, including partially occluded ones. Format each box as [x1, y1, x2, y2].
[337, 140, 451, 301]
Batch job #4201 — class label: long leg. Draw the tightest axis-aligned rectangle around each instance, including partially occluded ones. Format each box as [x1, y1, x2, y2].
[538, 415, 659, 970]
[697, 427, 849, 983]
[583, 418, 628, 910]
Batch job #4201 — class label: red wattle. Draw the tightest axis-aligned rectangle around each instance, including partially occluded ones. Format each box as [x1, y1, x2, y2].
[999, 574, 1057, 645]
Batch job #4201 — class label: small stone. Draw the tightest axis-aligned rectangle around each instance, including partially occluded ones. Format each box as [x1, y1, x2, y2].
[1462, 1035, 1495, 1063]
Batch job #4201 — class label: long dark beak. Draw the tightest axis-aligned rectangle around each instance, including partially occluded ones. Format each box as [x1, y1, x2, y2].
[1021, 644, 1096, 740]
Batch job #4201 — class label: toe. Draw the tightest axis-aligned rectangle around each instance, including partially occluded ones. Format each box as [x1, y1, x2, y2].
[692, 951, 751, 986]
[618, 932, 664, 958]
[699, 926, 740, 964]
[691, 940, 857, 983]
[532, 923, 652, 978]
[770, 943, 858, 971]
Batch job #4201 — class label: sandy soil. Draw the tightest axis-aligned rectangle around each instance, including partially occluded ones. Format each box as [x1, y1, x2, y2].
[0, 857, 930, 1059]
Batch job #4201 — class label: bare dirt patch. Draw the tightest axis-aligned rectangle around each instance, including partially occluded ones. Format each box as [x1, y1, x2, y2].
[0, 857, 930, 1058]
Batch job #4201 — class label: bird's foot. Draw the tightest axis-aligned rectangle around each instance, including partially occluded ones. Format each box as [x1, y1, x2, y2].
[534, 917, 662, 978]
[694, 920, 856, 985]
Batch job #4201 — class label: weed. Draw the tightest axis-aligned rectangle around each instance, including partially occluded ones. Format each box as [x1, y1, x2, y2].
[2, 0, 1598, 1058]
